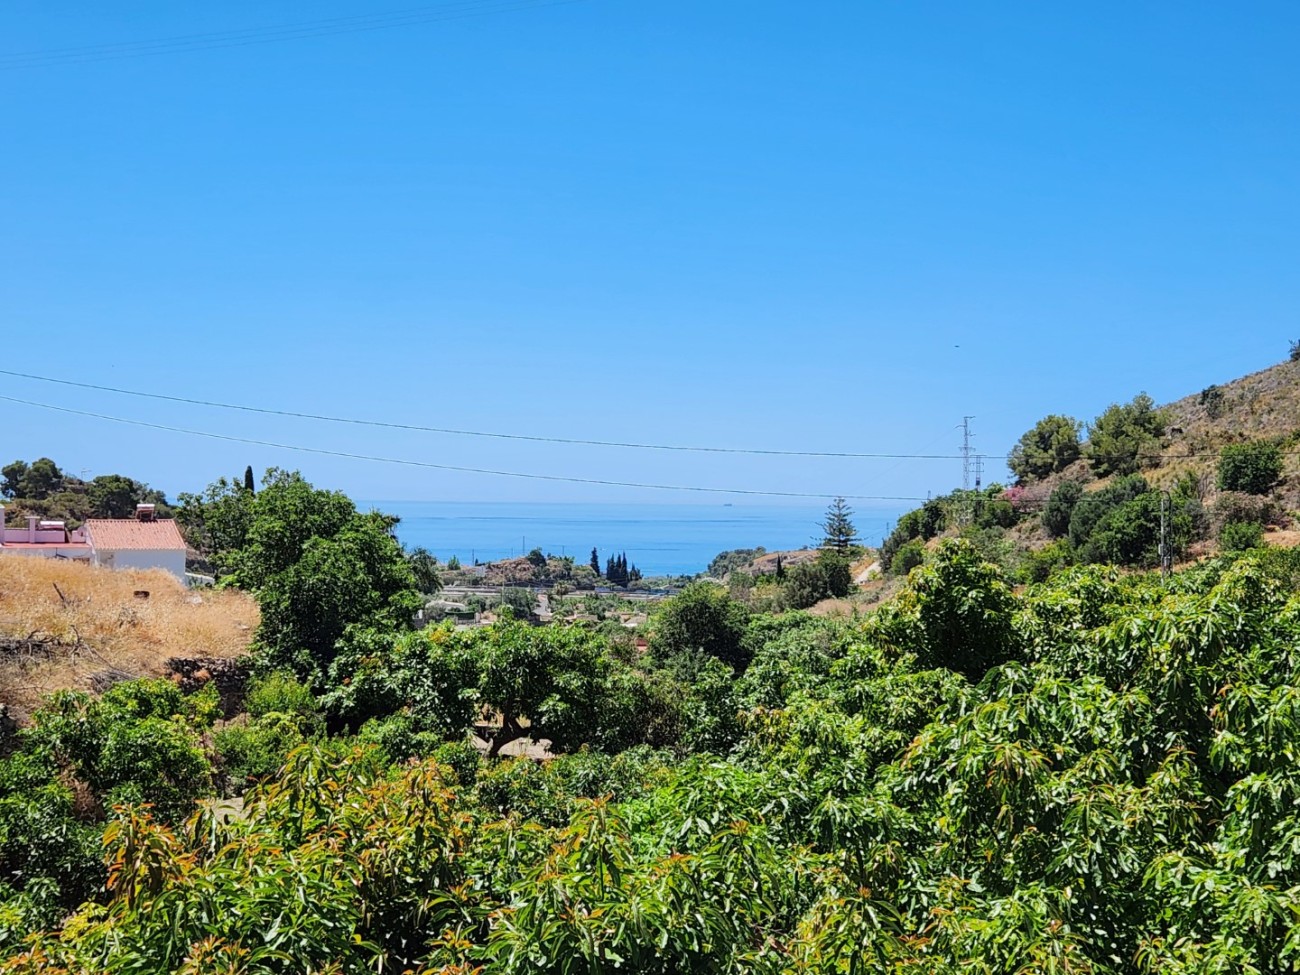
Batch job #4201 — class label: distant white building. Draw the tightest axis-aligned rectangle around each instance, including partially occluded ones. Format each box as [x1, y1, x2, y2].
[0, 504, 188, 581]
[0, 509, 92, 561]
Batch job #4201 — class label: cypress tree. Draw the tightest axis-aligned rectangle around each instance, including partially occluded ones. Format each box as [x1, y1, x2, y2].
[243, 465, 256, 493]
[590, 547, 601, 576]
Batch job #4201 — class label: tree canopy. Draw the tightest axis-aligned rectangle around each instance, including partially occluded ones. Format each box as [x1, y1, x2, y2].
[652, 581, 751, 670]
[1007, 413, 1082, 482]
[1218, 439, 1284, 495]
[1086, 392, 1167, 476]
[179, 468, 420, 681]
[819, 497, 858, 552]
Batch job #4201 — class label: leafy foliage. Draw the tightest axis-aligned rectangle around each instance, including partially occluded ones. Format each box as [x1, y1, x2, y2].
[782, 552, 852, 609]
[1007, 413, 1082, 482]
[0, 459, 63, 501]
[888, 537, 926, 575]
[1218, 439, 1284, 495]
[1220, 519, 1264, 552]
[1061, 474, 1207, 568]
[181, 469, 421, 682]
[1042, 478, 1084, 538]
[706, 546, 766, 578]
[651, 581, 752, 670]
[1086, 392, 1168, 476]
[878, 539, 1020, 679]
[0, 460, 169, 524]
[1200, 383, 1226, 419]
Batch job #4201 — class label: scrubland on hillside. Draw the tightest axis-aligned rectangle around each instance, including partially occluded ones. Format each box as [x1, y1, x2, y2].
[0, 556, 256, 717]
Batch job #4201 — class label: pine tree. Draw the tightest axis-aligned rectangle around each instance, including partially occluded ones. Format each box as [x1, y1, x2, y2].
[590, 547, 601, 576]
[820, 497, 859, 553]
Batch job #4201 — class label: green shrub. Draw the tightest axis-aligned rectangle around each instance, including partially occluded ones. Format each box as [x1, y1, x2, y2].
[783, 562, 833, 609]
[244, 671, 321, 722]
[22, 681, 217, 822]
[1200, 384, 1225, 419]
[1217, 440, 1284, 495]
[652, 583, 751, 670]
[1068, 475, 1149, 553]
[1086, 491, 1163, 567]
[1211, 490, 1280, 532]
[215, 712, 312, 790]
[354, 713, 445, 764]
[974, 497, 1018, 529]
[889, 538, 926, 576]
[1042, 480, 1084, 538]
[706, 547, 766, 579]
[885, 540, 1020, 680]
[1220, 520, 1264, 552]
[1020, 539, 1074, 583]
[430, 739, 482, 786]
[0, 753, 103, 946]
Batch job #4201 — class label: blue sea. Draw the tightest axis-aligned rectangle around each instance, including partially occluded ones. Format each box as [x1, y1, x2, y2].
[367, 501, 909, 577]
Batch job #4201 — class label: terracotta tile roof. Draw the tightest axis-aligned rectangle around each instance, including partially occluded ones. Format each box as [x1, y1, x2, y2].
[84, 519, 187, 551]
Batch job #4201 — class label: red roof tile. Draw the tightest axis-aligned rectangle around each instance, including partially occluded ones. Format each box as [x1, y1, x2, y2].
[84, 519, 187, 551]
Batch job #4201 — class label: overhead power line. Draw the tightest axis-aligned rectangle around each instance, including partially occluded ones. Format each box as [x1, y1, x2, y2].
[0, 395, 929, 503]
[0, 0, 588, 70]
[0, 369, 979, 460]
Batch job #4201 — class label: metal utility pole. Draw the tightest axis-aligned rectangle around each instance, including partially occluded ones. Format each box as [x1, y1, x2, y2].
[1159, 491, 1172, 578]
[973, 454, 984, 491]
[961, 416, 975, 490]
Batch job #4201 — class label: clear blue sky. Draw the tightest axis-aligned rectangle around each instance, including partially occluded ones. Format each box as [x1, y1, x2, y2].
[3, 1, 1297, 506]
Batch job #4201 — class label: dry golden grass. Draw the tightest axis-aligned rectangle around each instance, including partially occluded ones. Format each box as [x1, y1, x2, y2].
[0, 555, 257, 718]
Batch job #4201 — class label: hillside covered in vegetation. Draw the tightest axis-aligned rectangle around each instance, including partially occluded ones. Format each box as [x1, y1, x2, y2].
[0, 459, 172, 526]
[878, 351, 1300, 584]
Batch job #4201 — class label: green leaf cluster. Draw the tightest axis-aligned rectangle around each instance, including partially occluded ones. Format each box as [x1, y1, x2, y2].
[1218, 439, 1285, 495]
[1008, 414, 1082, 483]
[1086, 393, 1168, 476]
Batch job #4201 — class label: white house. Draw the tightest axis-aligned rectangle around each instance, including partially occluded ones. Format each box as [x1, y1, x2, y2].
[83, 505, 188, 579]
[0, 507, 92, 561]
[0, 504, 190, 581]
